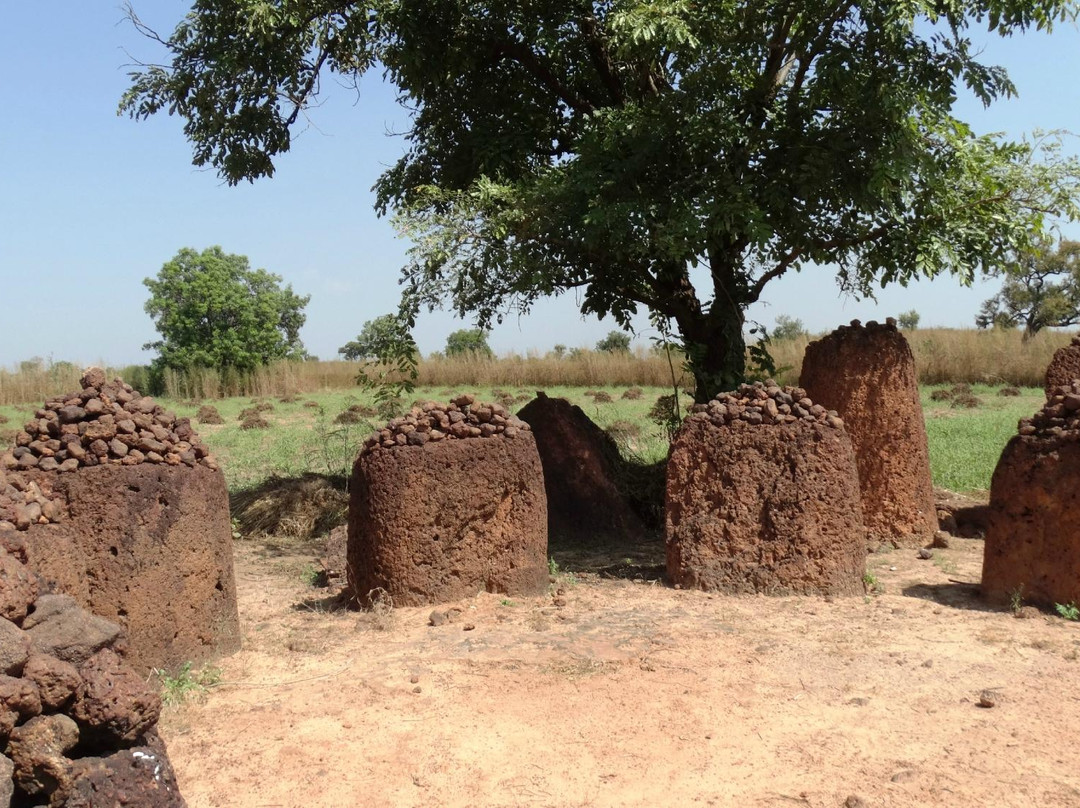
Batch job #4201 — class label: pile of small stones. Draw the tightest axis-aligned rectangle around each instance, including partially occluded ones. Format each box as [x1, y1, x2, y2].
[833, 316, 900, 335]
[1017, 381, 1080, 442]
[360, 395, 531, 455]
[0, 532, 183, 806]
[1, 368, 216, 473]
[0, 470, 64, 532]
[689, 381, 845, 429]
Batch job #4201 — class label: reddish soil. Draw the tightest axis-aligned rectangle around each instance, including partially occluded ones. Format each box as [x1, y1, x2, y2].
[159, 534, 1080, 807]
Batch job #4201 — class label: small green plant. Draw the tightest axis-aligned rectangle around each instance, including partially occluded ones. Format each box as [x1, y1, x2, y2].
[500, 598, 516, 607]
[548, 557, 560, 576]
[1056, 602, 1080, 621]
[863, 572, 882, 595]
[1009, 585, 1025, 614]
[300, 563, 321, 587]
[156, 662, 222, 706]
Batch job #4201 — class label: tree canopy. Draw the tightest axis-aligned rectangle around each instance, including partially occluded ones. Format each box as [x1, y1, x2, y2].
[123, 0, 1080, 400]
[596, 330, 632, 353]
[444, 328, 493, 358]
[976, 239, 1080, 335]
[338, 314, 417, 361]
[143, 246, 309, 372]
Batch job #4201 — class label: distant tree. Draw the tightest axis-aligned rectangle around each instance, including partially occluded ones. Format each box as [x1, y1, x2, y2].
[143, 246, 309, 373]
[772, 315, 808, 342]
[596, 330, 632, 353]
[976, 240, 1080, 336]
[551, 344, 567, 359]
[445, 328, 493, 358]
[898, 310, 921, 330]
[338, 315, 417, 361]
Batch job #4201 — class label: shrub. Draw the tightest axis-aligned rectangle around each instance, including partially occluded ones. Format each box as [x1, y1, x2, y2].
[929, 389, 953, 402]
[622, 387, 643, 400]
[951, 393, 982, 409]
[998, 386, 1021, 397]
[898, 309, 921, 330]
[240, 414, 271, 430]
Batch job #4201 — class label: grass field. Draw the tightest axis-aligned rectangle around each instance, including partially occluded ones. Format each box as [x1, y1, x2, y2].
[0, 382, 1042, 497]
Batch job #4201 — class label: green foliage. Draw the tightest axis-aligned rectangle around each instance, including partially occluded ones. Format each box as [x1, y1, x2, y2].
[143, 247, 309, 374]
[771, 316, 808, 342]
[596, 330, 632, 354]
[898, 310, 921, 330]
[1056, 602, 1080, 620]
[976, 239, 1080, 335]
[445, 328, 493, 358]
[123, 4, 1080, 400]
[338, 315, 417, 361]
[551, 344, 567, 359]
[156, 661, 222, 707]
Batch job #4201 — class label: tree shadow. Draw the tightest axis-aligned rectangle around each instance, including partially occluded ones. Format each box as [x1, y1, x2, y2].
[902, 581, 1003, 614]
[549, 530, 667, 581]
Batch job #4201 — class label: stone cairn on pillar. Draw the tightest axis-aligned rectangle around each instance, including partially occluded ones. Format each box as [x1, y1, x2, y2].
[2, 367, 215, 478]
[0, 531, 186, 807]
[983, 381, 1080, 608]
[1044, 335, 1080, 398]
[350, 395, 548, 607]
[666, 381, 866, 596]
[0, 368, 239, 676]
[800, 318, 937, 546]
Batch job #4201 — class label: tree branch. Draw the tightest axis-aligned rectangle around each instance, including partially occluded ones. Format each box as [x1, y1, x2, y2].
[493, 39, 595, 115]
[581, 15, 625, 105]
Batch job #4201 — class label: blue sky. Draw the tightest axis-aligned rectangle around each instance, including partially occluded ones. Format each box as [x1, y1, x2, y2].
[1, 6, 1078, 367]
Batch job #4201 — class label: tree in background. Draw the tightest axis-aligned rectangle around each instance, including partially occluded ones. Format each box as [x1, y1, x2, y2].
[123, 1, 1080, 401]
[596, 330, 632, 353]
[338, 315, 418, 361]
[143, 246, 309, 373]
[445, 329, 493, 358]
[771, 315, 808, 342]
[898, 310, 921, 330]
[976, 239, 1080, 336]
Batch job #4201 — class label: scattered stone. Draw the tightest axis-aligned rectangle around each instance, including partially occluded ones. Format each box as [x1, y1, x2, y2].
[462, 623, 476, 632]
[7, 713, 79, 796]
[667, 382, 866, 596]
[801, 320, 937, 546]
[931, 532, 951, 549]
[891, 770, 917, 783]
[1014, 606, 1042, 620]
[23, 595, 123, 666]
[978, 689, 999, 708]
[71, 649, 161, 748]
[845, 796, 868, 808]
[359, 398, 530, 456]
[917, 548, 934, 560]
[429, 610, 447, 627]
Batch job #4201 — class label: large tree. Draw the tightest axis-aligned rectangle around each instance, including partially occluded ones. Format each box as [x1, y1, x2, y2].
[338, 314, 418, 360]
[144, 246, 310, 372]
[122, 1, 1080, 400]
[976, 238, 1080, 335]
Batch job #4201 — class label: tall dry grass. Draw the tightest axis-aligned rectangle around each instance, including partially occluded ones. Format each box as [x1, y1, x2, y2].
[0, 329, 1072, 404]
[769, 327, 1073, 387]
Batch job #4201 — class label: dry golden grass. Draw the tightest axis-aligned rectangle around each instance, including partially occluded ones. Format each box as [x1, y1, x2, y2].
[0, 328, 1072, 404]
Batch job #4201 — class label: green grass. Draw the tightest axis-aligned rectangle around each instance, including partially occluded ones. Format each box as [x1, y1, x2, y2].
[0, 383, 1045, 497]
[920, 384, 1042, 494]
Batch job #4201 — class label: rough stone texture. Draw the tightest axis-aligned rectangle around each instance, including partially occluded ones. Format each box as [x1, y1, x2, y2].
[0, 619, 30, 676]
[0, 549, 186, 806]
[22, 654, 81, 713]
[7, 713, 79, 797]
[800, 318, 937, 545]
[60, 736, 187, 808]
[517, 392, 647, 545]
[983, 382, 1080, 607]
[71, 649, 161, 749]
[0, 754, 12, 808]
[21, 463, 240, 675]
[359, 394, 531, 455]
[666, 386, 866, 596]
[349, 428, 548, 607]
[22, 595, 123, 667]
[0, 546, 37, 623]
[1044, 335, 1080, 398]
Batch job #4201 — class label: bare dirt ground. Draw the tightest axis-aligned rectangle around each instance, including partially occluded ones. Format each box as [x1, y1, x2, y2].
[160, 534, 1080, 808]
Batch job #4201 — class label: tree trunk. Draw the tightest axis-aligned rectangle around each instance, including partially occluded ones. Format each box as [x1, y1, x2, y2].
[679, 312, 747, 403]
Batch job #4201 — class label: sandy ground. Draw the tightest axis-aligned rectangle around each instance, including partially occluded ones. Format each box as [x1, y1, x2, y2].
[160, 535, 1080, 808]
